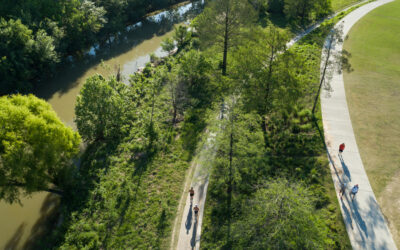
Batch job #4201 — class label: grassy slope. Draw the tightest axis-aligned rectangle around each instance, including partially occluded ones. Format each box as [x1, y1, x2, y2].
[343, 0, 400, 245]
[331, 0, 364, 11]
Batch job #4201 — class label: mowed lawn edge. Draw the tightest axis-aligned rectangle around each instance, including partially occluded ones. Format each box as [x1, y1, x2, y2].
[343, 0, 400, 245]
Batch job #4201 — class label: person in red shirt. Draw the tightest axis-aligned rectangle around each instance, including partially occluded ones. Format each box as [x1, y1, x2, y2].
[339, 143, 345, 155]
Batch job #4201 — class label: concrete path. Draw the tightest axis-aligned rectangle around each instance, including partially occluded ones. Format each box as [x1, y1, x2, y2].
[320, 0, 397, 249]
[174, 130, 216, 250]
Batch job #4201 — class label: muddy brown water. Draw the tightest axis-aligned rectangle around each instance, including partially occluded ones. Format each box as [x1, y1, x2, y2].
[0, 2, 204, 248]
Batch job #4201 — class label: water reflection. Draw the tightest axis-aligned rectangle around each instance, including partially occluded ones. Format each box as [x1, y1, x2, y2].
[34, 0, 204, 127]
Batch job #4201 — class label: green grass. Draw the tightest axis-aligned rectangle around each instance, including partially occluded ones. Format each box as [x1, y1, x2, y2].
[343, 0, 400, 245]
[31, 53, 211, 249]
[331, 0, 364, 11]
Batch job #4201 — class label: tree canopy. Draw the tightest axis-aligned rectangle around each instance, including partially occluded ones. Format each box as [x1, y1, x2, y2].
[0, 18, 59, 94]
[232, 179, 332, 249]
[194, 0, 256, 75]
[0, 94, 81, 203]
[0, 0, 188, 94]
[75, 75, 133, 142]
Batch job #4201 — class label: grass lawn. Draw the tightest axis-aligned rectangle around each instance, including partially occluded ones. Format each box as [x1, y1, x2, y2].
[343, 0, 400, 245]
[331, 0, 364, 11]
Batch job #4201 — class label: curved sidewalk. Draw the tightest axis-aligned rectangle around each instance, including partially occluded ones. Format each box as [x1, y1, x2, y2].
[320, 0, 397, 249]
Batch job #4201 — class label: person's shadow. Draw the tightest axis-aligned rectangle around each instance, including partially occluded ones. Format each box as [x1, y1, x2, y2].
[341, 198, 353, 230]
[339, 154, 351, 181]
[191, 219, 198, 249]
[185, 204, 193, 234]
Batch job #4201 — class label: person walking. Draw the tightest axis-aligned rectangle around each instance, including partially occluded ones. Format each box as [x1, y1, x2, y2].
[350, 184, 359, 200]
[339, 182, 347, 199]
[339, 143, 345, 155]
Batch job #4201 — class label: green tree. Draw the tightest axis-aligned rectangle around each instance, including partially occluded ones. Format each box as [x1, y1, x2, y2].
[194, 0, 256, 75]
[178, 50, 213, 105]
[167, 69, 188, 126]
[161, 37, 175, 54]
[0, 95, 81, 204]
[75, 74, 131, 142]
[94, 0, 128, 37]
[232, 25, 288, 115]
[173, 25, 191, 50]
[284, 0, 331, 24]
[0, 18, 58, 94]
[232, 179, 333, 249]
[62, 0, 106, 54]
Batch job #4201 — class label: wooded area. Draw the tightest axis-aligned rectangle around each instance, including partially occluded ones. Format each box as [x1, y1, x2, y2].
[0, 0, 186, 94]
[0, 0, 358, 248]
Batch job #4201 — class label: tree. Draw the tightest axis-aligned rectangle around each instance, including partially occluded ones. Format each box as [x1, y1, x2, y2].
[232, 179, 333, 249]
[167, 70, 188, 126]
[248, 0, 269, 13]
[0, 18, 58, 94]
[284, 0, 331, 24]
[62, 0, 106, 54]
[232, 25, 288, 115]
[75, 75, 131, 142]
[0, 95, 81, 204]
[178, 50, 213, 105]
[201, 100, 266, 248]
[94, 0, 128, 37]
[161, 37, 175, 55]
[194, 0, 256, 75]
[173, 25, 191, 50]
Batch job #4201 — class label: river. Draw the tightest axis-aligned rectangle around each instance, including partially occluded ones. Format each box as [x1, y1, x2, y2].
[0, 1, 204, 248]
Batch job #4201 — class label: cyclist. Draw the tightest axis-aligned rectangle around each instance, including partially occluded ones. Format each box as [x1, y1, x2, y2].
[194, 204, 200, 220]
[189, 187, 195, 203]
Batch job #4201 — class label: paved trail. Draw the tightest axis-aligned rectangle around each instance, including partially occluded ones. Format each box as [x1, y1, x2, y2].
[175, 131, 215, 250]
[320, 0, 397, 249]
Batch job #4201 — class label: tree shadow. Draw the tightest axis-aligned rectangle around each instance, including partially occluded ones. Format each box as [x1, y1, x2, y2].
[351, 200, 368, 239]
[313, 119, 342, 183]
[339, 49, 353, 73]
[20, 193, 60, 250]
[155, 209, 168, 247]
[341, 198, 353, 230]
[4, 223, 26, 250]
[186, 204, 193, 234]
[116, 145, 157, 230]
